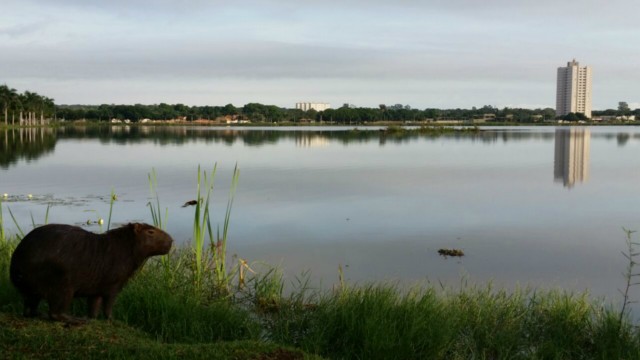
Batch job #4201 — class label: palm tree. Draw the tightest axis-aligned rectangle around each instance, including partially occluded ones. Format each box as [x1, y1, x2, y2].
[0, 85, 11, 125]
[20, 91, 41, 125]
[10, 91, 22, 125]
[42, 97, 55, 124]
[0, 86, 56, 126]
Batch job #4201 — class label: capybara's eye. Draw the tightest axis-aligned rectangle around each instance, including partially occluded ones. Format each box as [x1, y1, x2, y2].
[146, 230, 155, 235]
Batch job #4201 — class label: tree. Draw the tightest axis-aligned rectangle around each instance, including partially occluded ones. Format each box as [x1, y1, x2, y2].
[618, 102, 631, 116]
[0, 86, 8, 125]
[157, 103, 176, 120]
[20, 91, 42, 125]
[222, 104, 238, 116]
[98, 104, 114, 121]
[287, 108, 305, 122]
[562, 112, 588, 121]
[9, 89, 22, 124]
[242, 103, 266, 121]
[0, 85, 19, 125]
[379, 104, 387, 121]
[304, 109, 317, 122]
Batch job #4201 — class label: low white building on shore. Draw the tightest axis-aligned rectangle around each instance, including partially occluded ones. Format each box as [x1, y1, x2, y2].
[295, 102, 331, 111]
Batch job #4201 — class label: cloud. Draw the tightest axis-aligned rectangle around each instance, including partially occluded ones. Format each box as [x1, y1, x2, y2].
[0, 21, 48, 38]
[19, 0, 218, 14]
[15, 0, 640, 24]
[1, 0, 638, 108]
[0, 38, 556, 85]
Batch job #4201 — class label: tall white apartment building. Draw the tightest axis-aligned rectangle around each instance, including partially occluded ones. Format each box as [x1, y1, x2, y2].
[295, 102, 331, 112]
[556, 59, 592, 118]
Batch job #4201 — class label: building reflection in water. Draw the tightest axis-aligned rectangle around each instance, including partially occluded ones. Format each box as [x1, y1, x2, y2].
[554, 128, 590, 188]
[295, 134, 329, 148]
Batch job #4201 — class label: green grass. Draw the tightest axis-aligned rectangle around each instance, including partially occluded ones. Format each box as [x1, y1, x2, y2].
[2, 170, 640, 359]
[113, 257, 260, 344]
[0, 313, 314, 360]
[261, 284, 640, 359]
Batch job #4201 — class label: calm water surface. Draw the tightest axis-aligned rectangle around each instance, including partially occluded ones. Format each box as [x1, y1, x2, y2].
[2, 125, 640, 305]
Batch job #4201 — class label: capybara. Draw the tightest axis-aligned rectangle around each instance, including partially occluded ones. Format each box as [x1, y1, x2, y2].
[9, 223, 173, 322]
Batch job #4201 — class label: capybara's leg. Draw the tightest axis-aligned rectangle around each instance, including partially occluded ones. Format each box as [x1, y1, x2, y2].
[102, 293, 118, 320]
[47, 286, 76, 323]
[88, 296, 102, 319]
[23, 296, 41, 317]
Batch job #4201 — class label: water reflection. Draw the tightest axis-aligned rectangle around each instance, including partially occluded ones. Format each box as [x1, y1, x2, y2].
[2, 125, 639, 171]
[4, 124, 640, 310]
[554, 128, 590, 188]
[5, 125, 559, 148]
[0, 127, 56, 169]
[295, 134, 329, 148]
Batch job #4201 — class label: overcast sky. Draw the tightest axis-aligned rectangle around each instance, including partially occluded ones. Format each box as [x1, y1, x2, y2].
[1, 0, 638, 109]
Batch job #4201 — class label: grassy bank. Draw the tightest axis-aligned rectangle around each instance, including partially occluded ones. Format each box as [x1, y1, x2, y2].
[2, 172, 640, 359]
[2, 255, 639, 359]
[0, 312, 312, 360]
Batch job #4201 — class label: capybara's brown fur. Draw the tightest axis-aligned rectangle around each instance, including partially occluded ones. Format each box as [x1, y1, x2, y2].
[9, 223, 173, 322]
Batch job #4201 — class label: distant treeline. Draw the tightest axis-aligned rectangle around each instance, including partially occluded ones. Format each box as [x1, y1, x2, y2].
[55, 103, 561, 123]
[3, 84, 639, 125]
[52, 103, 640, 124]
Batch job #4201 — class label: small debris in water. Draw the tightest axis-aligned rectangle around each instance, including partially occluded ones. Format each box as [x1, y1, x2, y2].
[438, 248, 465, 257]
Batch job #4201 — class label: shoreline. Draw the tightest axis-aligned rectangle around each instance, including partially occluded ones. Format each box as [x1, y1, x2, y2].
[2, 119, 640, 129]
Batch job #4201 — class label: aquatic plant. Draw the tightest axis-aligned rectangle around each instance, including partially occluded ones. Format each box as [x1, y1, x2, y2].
[0, 198, 4, 243]
[106, 189, 116, 231]
[192, 164, 214, 293]
[147, 168, 168, 230]
[619, 228, 640, 327]
[183, 164, 241, 295]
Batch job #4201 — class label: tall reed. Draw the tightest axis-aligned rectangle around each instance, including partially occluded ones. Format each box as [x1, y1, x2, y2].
[190, 164, 240, 295]
[192, 164, 214, 292]
[0, 197, 20, 310]
[212, 164, 240, 290]
[6, 207, 24, 238]
[0, 198, 8, 260]
[147, 168, 168, 230]
[106, 189, 116, 231]
[146, 168, 181, 289]
[619, 228, 640, 327]
[0, 197, 4, 243]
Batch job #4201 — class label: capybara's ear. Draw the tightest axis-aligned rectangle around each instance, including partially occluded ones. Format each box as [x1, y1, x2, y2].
[133, 223, 143, 235]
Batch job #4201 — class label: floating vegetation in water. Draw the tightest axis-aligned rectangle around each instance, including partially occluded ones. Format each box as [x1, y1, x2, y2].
[438, 248, 465, 257]
[86, 193, 124, 204]
[0, 193, 88, 206]
[381, 125, 481, 136]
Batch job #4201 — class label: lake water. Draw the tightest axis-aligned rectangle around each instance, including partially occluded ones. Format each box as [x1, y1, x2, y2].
[2, 125, 640, 306]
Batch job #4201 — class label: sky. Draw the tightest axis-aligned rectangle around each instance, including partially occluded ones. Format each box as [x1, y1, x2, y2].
[1, 0, 639, 109]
